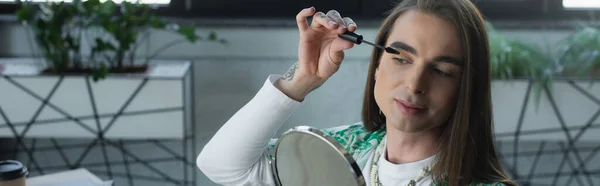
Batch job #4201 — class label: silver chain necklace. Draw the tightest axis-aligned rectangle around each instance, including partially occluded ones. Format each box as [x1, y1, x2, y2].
[369, 138, 432, 186]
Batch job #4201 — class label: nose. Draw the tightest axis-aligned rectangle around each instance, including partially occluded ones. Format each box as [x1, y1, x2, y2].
[405, 65, 427, 95]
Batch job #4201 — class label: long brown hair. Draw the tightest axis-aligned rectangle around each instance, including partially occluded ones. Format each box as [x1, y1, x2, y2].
[361, 0, 517, 185]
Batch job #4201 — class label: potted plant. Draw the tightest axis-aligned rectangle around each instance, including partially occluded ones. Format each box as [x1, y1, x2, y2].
[488, 22, 600, 186]
[14, 0, 226, 80]
[487, 21, 600, 144]
[0, 1, 224, 181]
[0, 0, 227, 136]
[557, 26, 600, 81]
[487, 21, 557, 107]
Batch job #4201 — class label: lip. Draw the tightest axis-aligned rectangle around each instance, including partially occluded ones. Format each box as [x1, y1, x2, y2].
[395, 99, 426, 109]
[395, 99, 427, 115]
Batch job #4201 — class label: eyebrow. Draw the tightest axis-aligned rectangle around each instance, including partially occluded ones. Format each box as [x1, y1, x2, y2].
[389, 41, 464, 66]
[390, 41, 418, 55]
[433, 56, 464, 66]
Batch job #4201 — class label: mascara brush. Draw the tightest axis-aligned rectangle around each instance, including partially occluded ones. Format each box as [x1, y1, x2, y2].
[338, 31, 400, 55]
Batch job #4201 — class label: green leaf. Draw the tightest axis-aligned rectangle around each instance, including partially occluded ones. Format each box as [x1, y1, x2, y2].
[94, 39, 116, 51]
[64, 35, 75, 48]
[82, 0, 101, 12]
[209, 31, 217, 41]
[102, 19, 118, 33]
[99, 0, 116, 16]
[121, 1, 136, 14]
[16, 4, 32, 23]
[93, 63, 109, 82]
[177, 25, 198, 42]
[487, 20, 559, 109]
[558, 26, 600, 78]
[219, 38, 228, 45]
[150, 17, 167, 29]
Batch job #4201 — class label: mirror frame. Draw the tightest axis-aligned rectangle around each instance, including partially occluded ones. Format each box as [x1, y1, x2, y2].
[269, 126, 366, 186]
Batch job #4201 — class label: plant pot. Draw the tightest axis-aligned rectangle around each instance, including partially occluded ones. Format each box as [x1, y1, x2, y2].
[0, 58, 193, 140]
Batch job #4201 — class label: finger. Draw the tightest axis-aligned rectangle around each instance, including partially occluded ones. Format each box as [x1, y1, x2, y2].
[332, 36, 355, 52]
[326, 10, 346, 28]
[343, 17, 357, 32]
[311, 12, 339, 30]
[296, 7, 315, 31]
[330, 49, 345, 66]
[329, 39, 353, 66]
[327, 10, 348, 34]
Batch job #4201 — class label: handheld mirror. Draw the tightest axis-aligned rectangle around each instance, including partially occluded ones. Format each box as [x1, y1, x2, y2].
[270, 126, 366, 186]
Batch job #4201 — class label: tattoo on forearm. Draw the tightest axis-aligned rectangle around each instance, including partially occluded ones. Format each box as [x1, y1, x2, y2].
[283, 62, 299, 81]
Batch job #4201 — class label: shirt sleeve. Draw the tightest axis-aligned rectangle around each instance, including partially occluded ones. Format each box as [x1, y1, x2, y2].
[196, 74, 303, 186]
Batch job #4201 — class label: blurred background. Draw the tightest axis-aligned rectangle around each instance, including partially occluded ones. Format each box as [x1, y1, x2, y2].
[0, 0, 599, 185]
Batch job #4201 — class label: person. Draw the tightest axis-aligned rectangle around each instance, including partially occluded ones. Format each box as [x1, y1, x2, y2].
[197, 0, 518, 185]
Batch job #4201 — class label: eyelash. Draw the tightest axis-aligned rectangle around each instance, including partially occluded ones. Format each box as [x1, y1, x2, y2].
[434, 68, 452, 77]
[393, 57, 410, 64]
[392, 57, 453, 77]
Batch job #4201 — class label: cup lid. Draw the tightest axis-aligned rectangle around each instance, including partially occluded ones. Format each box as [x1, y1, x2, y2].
[0, 160, 28, 181]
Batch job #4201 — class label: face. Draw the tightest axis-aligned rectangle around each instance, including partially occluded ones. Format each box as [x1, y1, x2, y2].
[374, 9, 464, 133]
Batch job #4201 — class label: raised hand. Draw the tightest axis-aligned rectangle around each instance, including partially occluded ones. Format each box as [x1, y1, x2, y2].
[277, 7, 358, 101]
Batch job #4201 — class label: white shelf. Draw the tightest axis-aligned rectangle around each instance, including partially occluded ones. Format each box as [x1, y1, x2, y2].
[0, 58, 190, 78]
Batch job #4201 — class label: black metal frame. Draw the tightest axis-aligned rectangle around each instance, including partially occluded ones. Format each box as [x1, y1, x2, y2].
[495, 79, 600, 186]
[0, 65, 196, 186]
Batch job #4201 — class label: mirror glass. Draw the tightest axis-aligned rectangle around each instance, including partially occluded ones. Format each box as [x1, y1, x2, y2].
[271, 126, 365, 186]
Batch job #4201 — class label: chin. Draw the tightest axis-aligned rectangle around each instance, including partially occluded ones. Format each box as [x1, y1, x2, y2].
[386, 118, 430, 133]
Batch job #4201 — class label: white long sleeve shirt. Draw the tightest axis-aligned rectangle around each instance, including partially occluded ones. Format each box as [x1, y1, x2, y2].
[196, 74, 435, 186]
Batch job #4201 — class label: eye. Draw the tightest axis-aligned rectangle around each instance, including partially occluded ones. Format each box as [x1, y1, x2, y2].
[392, 57, 410, 64]
[434, 68, 452, 77]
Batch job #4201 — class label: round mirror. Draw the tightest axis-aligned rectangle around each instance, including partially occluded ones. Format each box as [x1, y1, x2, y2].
[271, 126, 365, 186]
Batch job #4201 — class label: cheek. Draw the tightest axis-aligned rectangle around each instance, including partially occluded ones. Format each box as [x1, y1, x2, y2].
[373, 66, 394, 109]
[374, 63, 398, 93]
[430, 80, 460, 111]
[377, 60, 403, 81]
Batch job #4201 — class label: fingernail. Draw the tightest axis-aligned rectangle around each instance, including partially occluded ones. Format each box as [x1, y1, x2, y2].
[329, 21, 337, 25]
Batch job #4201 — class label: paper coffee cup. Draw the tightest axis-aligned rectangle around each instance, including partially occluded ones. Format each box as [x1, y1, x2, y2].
[0, 160, 28, 186]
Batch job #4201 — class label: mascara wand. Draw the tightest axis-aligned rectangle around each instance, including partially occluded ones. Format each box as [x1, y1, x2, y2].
[338, 31, 400, 55]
